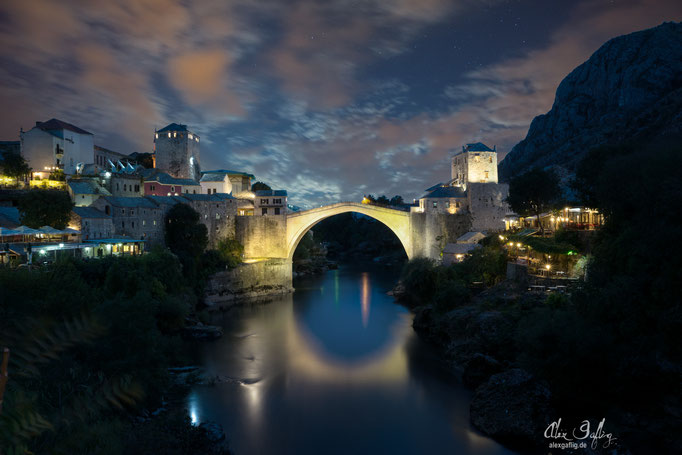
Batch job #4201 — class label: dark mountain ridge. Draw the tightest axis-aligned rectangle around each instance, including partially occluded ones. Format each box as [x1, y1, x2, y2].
[499, 22, 682, 181]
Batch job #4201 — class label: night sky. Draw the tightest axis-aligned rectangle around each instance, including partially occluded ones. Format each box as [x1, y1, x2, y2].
[0, 0, 679, 207]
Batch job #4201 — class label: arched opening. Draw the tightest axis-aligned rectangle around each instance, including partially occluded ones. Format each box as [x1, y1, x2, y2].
[289, 210, 410, 276]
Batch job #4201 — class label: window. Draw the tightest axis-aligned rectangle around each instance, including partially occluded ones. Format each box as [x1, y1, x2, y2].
[82, 195, 85, 199]
[273, 198, 282, 204]
[193, 190, 196, 194]
[171, 186, 175, 192]
[132, 221, 135, 228]
[116, 183, 120, 191]
[135, 184, 139, 192]
[122, 221, 125, 228]
[143, 220, 146, 226]
[124, 184, 127, 191]
[262, 208, 268, 215]
[274, 207, 280, 215]
[153, 220, 156, 226]
[260, 199, 268, 205]
[456, 202, 461, 208]
[213, 189, 217, 194]
[216, 213, 220, 219]
[489, 157, 493, 163]
[204, 214, 207, 219]
[474, 154, 480, 162]
[445, 201, 450, 208]
[130, 210, 134, 215]
[105, 206, 110, 215]
[432, 201, 437, 208]
[484, 171, 489, 179]
[121, 209, 125, 215]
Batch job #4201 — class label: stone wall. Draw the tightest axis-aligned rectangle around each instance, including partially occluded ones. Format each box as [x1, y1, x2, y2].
[204, 258, 293, 308]
[235, 215, 288, 258]
[467, 182, 510, 232]
[409, 212, 471, 259]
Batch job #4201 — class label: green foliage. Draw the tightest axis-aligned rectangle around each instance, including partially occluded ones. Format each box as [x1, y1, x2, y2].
[400, 237, 507, 309]
[516, 141, 682, 415]
[507, 167, 561, 232]
[0, 250, 196, 453]
[251, 181, 271, 191]
[293, 231, 315, 260]
[0, 152, 30, 179]
[216, 237, 244, 268]
[165, 203, 208, 257]
[389, 195, 404, 206]
[17, 189, 73, 229]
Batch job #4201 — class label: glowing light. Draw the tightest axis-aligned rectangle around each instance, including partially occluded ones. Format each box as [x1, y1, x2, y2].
[516, 243, 521, 248]
[545, 264, 551, 270]
[361, 272, 371, 328]
[59, 243, 64, 248]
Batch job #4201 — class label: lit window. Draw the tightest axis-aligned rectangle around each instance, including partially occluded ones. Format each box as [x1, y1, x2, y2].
[484, 171, 489, 179]
[173, 132, 177, 138]
[445, 201, 450, 208]
[216, 213, 220, 219]
[189, 133, 193, 139]
[168, 132, 171, 138]
[432, 201, 437, 208]
[155, 133, 158, 139]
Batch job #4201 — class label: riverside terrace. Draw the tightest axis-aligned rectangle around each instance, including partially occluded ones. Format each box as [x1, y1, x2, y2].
[0, 231, 145, 266]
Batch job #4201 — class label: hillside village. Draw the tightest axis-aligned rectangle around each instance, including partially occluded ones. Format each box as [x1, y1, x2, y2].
[0, 119, 291, 260]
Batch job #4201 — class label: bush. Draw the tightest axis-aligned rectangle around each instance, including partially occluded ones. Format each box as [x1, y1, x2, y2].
[216, 237, 244, 268]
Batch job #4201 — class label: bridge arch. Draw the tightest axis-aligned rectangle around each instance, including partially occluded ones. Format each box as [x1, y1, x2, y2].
[285, 202, 413, 260]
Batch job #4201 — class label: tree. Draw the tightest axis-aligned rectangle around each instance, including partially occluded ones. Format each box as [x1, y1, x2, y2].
[216, 237, 244, 268]
[18, 190, 73, 229]
[376, 195, 390, 206]
[507, 167, 561, 234]
[0, 152, 30, 180]
[251, 181, 271, 191]
[164, 203, 208, 259]
[389, 195, 404, 206]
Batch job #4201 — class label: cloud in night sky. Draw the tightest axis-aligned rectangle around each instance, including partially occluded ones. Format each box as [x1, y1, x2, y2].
[0, 0, 679, 207]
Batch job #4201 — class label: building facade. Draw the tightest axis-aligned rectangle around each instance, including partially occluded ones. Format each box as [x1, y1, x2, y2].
[200, 170, 255, 196]
[254, 190, 287, 216]
[154, 123, 200, 181]
[451, 142, 499, 187]
[71, 206, 115, 240]
[21, 118, 94, 177]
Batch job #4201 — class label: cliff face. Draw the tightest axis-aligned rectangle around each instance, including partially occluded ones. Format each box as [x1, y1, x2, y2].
[499, 22, 682, 181]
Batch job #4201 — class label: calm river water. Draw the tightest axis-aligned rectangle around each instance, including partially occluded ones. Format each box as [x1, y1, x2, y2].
[188, 263, 515, 455]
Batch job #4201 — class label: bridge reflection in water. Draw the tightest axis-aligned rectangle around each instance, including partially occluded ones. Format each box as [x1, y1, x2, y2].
[188, 265, 514, 455]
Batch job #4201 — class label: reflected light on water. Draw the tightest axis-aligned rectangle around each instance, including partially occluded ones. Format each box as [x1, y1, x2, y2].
[188, 392, 199, 425]
[361, 272, 370, 328]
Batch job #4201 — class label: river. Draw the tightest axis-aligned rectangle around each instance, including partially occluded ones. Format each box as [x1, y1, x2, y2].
[188, 263, 515, 455]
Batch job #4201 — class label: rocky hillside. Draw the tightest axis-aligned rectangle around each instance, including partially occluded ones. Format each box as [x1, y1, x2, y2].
[499, 22, 682, 181]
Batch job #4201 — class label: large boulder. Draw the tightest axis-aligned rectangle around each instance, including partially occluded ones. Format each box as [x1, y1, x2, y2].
[470, 369, 554, 447]
[462, 353, 503, 388]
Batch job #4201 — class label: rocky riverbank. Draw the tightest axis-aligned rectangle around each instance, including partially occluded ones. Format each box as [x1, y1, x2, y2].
[395, 281, 637, 454]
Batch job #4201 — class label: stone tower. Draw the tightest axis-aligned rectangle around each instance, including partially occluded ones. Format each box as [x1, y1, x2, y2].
[450, 142, 498, 188]
[154, 123, 201, 180]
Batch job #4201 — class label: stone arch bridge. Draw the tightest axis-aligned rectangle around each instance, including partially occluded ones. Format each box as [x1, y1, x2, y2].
[233, 201, 473, 285]
[286, 202, 414, 259]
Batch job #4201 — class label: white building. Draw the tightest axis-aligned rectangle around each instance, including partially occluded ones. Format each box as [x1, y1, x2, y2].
[254, 190, 287, 216]
[21, 118, 95, 177]
[200, 169, 255, 197]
